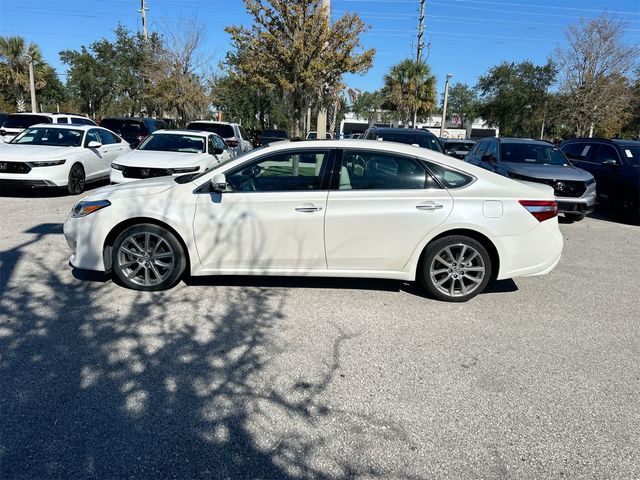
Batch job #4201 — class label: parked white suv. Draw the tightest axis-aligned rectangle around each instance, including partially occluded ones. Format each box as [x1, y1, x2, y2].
[0, 112, 96, 143]
[186, 121, 252, 156]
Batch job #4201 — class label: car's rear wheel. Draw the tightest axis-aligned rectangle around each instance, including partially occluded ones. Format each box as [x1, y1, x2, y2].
[112, 224, 186, 291]
[420, 235, 492, 302]
[67, 163, 86, 194]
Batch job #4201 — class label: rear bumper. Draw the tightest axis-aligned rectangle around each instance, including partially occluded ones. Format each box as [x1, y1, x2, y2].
[494, 219, 564, 280]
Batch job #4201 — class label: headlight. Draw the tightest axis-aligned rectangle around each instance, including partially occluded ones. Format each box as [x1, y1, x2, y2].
[71, 200, 111, 218]
[111, 163, 125, 171]
[26, 159, 66, 167]
[171, 166, 200, 174]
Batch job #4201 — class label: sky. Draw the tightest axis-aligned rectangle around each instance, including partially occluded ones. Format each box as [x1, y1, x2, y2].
[1, 0, 639, 98]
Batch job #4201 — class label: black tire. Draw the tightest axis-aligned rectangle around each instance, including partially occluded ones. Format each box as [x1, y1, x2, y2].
[564, 213, 585, 222]
[419, 235, 492, 302]
[67, 163, 86, 194]
[111, 224, 186, 291]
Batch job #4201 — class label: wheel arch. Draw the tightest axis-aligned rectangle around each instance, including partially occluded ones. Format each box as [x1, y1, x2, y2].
[417, 228, 500, 281]
[103, 217, 191, 272]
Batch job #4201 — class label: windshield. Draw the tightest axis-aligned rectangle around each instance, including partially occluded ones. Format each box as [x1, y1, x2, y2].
[261, 130, 288, 138]
[174, 147, 267, 184]
[138, 133, 205, 153]
[376, 132, 443, 153]
[100, 119, 147, 135]
[446, 142, 473, 151]
[188, 123, 234, 138]
[3, 114, 52, 129]
[500, 143, 569, 166]
[10, 127, 84, 147]
[621, 146, 640, 166]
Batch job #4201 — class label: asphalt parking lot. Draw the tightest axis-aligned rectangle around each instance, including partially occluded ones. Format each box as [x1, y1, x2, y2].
[1, 184, 639, 479]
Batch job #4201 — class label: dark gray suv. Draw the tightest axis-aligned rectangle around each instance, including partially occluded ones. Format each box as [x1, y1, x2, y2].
[465, 138, 596, 221]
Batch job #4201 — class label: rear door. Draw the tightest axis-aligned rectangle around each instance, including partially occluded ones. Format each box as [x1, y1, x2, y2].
[97, 128, 128, 175]
[324, 149, 453, 272]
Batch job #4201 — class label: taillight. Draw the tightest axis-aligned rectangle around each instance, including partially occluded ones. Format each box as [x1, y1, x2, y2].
[519, 200, 558, 222]
[225, 137, 239, 147]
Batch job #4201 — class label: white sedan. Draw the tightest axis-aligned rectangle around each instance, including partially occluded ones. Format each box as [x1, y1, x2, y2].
[110, 130, 233, 184]
[64, 140, 563, 302]
[0, 124, 130, 194]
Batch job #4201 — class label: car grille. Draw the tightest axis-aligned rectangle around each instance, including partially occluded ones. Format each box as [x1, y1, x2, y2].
[122, 166, 171, 179]
[540, 179, 587, 198]
[0, 161, 31, 174]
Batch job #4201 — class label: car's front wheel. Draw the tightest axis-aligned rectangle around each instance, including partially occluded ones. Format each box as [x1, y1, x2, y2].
[112, 224, 186, 291]
[420, 235, 492, 302]
[67, 163, 86, 194]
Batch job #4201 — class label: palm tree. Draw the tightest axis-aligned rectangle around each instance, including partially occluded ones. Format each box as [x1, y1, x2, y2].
[0, 36, 46, 111]
[383, 59, 436, 127]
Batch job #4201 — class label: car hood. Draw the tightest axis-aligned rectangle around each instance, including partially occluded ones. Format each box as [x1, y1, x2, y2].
[503, 162, 593, 181]
[85, 176, 177, 200]
[114, 149, 209, 167]
[0, 144, 79, 160]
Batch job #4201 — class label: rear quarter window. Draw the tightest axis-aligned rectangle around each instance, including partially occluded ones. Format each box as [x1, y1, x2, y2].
[426, 162, 475, 188]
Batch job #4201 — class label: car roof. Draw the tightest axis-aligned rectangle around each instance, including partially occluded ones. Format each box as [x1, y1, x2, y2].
[101, 116, 158, 121]
[496, 137, 553, 145]
[369, 127, 436, 135]
[562, 138, 640, 147]
[27, 123, 100, 131]
[151, 129, 214, 137]
[188, 120, 236, 126]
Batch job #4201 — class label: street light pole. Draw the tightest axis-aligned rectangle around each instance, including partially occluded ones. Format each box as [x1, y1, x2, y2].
[439, 73, 453, 138]
[22, 54, 37, 113]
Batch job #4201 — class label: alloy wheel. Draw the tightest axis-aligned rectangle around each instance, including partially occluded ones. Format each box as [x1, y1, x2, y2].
[429, 243, 486, 298]
[68, 164, 86, 194]
[116, 232, 176, 287]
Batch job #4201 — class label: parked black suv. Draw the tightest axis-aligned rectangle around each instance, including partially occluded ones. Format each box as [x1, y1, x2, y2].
[362, 127, 443, 153]
[100, 117, 169, 148]
[560, 138, 640, 222]
[466, 137, 596, 221]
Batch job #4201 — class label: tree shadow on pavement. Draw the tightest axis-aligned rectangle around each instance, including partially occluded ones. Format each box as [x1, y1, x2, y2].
[0, 223, 422, 479]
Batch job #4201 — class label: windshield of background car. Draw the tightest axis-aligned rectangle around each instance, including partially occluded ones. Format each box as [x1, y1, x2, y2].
[620, 146, 640, 166]
[138, 133, 205, 153]
[3, 114, 52, 129]
[10, 127, 83, 147]
[500, 143, 569, 166]
[100, 119, 147, 136]
[376, 132, 443, 153]
[262, 130, 288, 138]
[174, 147, 267, 184]
[446, 142, 473, 151]
[188, 123, 235, 138]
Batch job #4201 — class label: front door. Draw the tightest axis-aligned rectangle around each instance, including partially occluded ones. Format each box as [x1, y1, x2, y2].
[193, 149, 333, 272]
[324, 149, 454, 272]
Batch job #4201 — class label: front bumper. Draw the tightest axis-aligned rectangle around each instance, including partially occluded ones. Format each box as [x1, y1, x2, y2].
[0, 164, 70, 187]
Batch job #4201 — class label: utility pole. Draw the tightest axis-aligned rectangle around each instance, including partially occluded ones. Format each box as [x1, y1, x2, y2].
[413, 0, 426, 129]
[21, 54, 37, 113]
[440, 73, 453, 138]
[316, 0, 330, 140]
[139, 0, 149, 41]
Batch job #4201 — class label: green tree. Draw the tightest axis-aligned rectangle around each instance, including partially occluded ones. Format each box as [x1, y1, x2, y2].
[621, 67, 640, 139]
[225, 0, 374, 137]
[556, 16, 638, 137]
[0, 36, 47, 111]
[477, 60, 556, 137]
[351, 90, 385, 125]
[382, 59, 436, 127]
[446, 83, 479, 134]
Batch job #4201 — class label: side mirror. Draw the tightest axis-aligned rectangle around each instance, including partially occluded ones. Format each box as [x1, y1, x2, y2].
[211, 173, 227, 193]
[603, 159, 619, 167]
[87, 140, 102, 149]
[481, 154, 496, 164]
[213, 147, 224, 155]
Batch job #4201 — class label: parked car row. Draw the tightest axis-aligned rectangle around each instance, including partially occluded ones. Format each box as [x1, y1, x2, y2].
[0, 117, 249, 193]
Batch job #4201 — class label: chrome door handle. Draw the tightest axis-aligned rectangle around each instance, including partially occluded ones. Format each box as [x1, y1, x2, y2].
[295, 204, 323, 213]
[416, 203, 443, 211]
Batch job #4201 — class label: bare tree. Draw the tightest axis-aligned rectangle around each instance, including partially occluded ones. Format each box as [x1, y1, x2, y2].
[556, 16, 639, 137]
